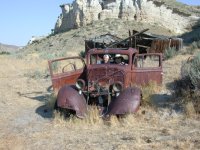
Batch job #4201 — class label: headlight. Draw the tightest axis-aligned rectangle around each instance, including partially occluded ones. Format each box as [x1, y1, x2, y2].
[113, 82, 123, 92]
[76, 79, 85, 90]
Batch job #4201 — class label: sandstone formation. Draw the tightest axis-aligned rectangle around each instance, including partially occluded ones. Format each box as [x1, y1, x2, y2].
[54, 0, 199, 34]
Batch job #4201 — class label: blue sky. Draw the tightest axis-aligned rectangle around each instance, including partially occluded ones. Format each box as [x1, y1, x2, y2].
[177, 0, 200, 6]
[0, 0, 200, 46]
[0, 0, 71, 46]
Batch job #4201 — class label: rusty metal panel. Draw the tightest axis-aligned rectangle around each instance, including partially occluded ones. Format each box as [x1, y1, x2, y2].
[132, 70, 162, 85]
[87, 66, 126, 88]
[106, 87, 141, 115]
[48, 56, 85, 92]
[51, 69, 84, 91]
[131, 53, 163, 85]
[57, 85, 87, 118]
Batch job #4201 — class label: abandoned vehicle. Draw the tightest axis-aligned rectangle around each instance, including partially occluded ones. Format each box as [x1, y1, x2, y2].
[48, 46, 163, 118]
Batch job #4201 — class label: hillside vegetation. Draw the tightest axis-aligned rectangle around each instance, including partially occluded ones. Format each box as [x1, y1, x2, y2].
[153, 0, 200, 16]
[0, 43, 20, 54]
[18, 19, 175, 60]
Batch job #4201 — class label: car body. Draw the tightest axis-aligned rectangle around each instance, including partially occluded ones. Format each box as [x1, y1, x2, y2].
[48, 48, 163, 118]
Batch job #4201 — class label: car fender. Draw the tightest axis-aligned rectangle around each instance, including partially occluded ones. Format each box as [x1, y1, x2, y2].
[106, 87, 141, 115]
[56, 85, 87, 118]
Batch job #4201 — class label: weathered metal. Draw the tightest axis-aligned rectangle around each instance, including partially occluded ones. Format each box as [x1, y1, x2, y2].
[57, 85, 87, 118]
[86, 48, 163, 86]
[106, 87, 141, 115]
[48, 56, 86, 91]
[49, 45, 163, 118]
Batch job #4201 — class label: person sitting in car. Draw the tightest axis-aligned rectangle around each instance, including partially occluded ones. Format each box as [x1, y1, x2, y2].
[102, 54, 110, 64]
[114, 54, 126, 65]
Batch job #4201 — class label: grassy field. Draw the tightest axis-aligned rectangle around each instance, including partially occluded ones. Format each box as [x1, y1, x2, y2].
[0, 47, 199, 149]
[0, 12, 200, 149]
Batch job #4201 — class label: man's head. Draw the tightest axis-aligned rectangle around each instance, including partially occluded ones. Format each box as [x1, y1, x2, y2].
[114, 54, 123, 64]
[103, 54, 109, 63]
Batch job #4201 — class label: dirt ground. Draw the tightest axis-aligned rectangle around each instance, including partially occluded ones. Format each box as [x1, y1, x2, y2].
[0, 54, 200, 150]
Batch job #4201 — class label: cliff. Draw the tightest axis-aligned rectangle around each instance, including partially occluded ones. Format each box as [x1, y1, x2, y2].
[54, 0, 200, 34]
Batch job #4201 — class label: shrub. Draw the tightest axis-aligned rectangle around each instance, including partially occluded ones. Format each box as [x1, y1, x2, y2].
[173, 52, 200, 114]
[0, 51, 10, 55]
[46, 93, 57, 109]
[195, 40, 200, 48]
[174, 78, 200, 114]
[79, 50, 85, 58]
[186, 46, 196, 55]
[191, 41, 198, 49]
[164, 47, 177, 60]
[186, 40, 200, 54]
[173, 77, 193, 97]
[181, 52, 200, 89]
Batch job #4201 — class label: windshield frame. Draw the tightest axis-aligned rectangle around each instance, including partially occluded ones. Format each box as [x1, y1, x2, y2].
[86, 48, 138, 66]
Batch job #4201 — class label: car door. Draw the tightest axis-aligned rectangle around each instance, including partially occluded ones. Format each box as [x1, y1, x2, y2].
[131, 53, 163, 85]
[48, 57, 86, 92]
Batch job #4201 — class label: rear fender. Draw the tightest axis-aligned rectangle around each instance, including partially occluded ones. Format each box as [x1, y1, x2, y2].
[57, 85, 87, 118]
[106, 87, 141, 115]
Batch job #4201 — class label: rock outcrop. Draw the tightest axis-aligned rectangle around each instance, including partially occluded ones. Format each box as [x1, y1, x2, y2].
[54, 0, 199, 34]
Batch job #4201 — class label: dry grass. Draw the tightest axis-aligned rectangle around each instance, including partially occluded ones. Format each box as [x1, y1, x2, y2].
[50, 106, 200, 149]
[185, 101, 197, 117]
[162, 53, 192, 88]
[1, 11, 200, 148]
[53, 106, 104, 127]
[0, 50, 200, 149]
[140, 81, 162, 105]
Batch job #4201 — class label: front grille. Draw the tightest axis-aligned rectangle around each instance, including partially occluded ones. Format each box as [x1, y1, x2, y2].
[87, 67, 124, 85]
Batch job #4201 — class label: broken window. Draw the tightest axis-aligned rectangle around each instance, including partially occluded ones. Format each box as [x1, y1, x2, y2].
[134, 55, 161, 68]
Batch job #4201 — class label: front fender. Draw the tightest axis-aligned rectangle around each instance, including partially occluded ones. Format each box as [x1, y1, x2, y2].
[57, 85, 87, 118]
[106, 87, 141, 115]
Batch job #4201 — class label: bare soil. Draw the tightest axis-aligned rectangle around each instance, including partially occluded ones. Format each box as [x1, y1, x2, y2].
[0, 51, 199, 150]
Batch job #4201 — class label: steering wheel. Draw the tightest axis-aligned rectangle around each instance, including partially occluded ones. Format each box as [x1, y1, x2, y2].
[62, 63, 76, 73]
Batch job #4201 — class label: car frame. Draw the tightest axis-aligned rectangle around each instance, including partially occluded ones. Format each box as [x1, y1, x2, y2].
[48, 47, 163, 118]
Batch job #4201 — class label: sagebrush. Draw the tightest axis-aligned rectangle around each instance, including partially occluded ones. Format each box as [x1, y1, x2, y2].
[164, 47, 177, 60]
[173, 52, 200, 114]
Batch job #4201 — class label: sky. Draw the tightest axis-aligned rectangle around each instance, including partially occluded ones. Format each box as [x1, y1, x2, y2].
[177, 0, 200, 6]
[0, 0, 200, 46]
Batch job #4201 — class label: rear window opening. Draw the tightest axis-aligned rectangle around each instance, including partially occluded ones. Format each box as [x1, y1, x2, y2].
[134, 55, 161, 68]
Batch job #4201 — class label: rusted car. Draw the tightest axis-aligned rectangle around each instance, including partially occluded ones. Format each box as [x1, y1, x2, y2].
[48, 48, 163, 118]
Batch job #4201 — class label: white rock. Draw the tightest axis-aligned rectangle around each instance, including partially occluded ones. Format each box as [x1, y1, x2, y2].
[54, 0, 198, 34]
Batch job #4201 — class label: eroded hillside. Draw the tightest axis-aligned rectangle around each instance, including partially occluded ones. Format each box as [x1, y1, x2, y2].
[19, 19, 177, 60]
